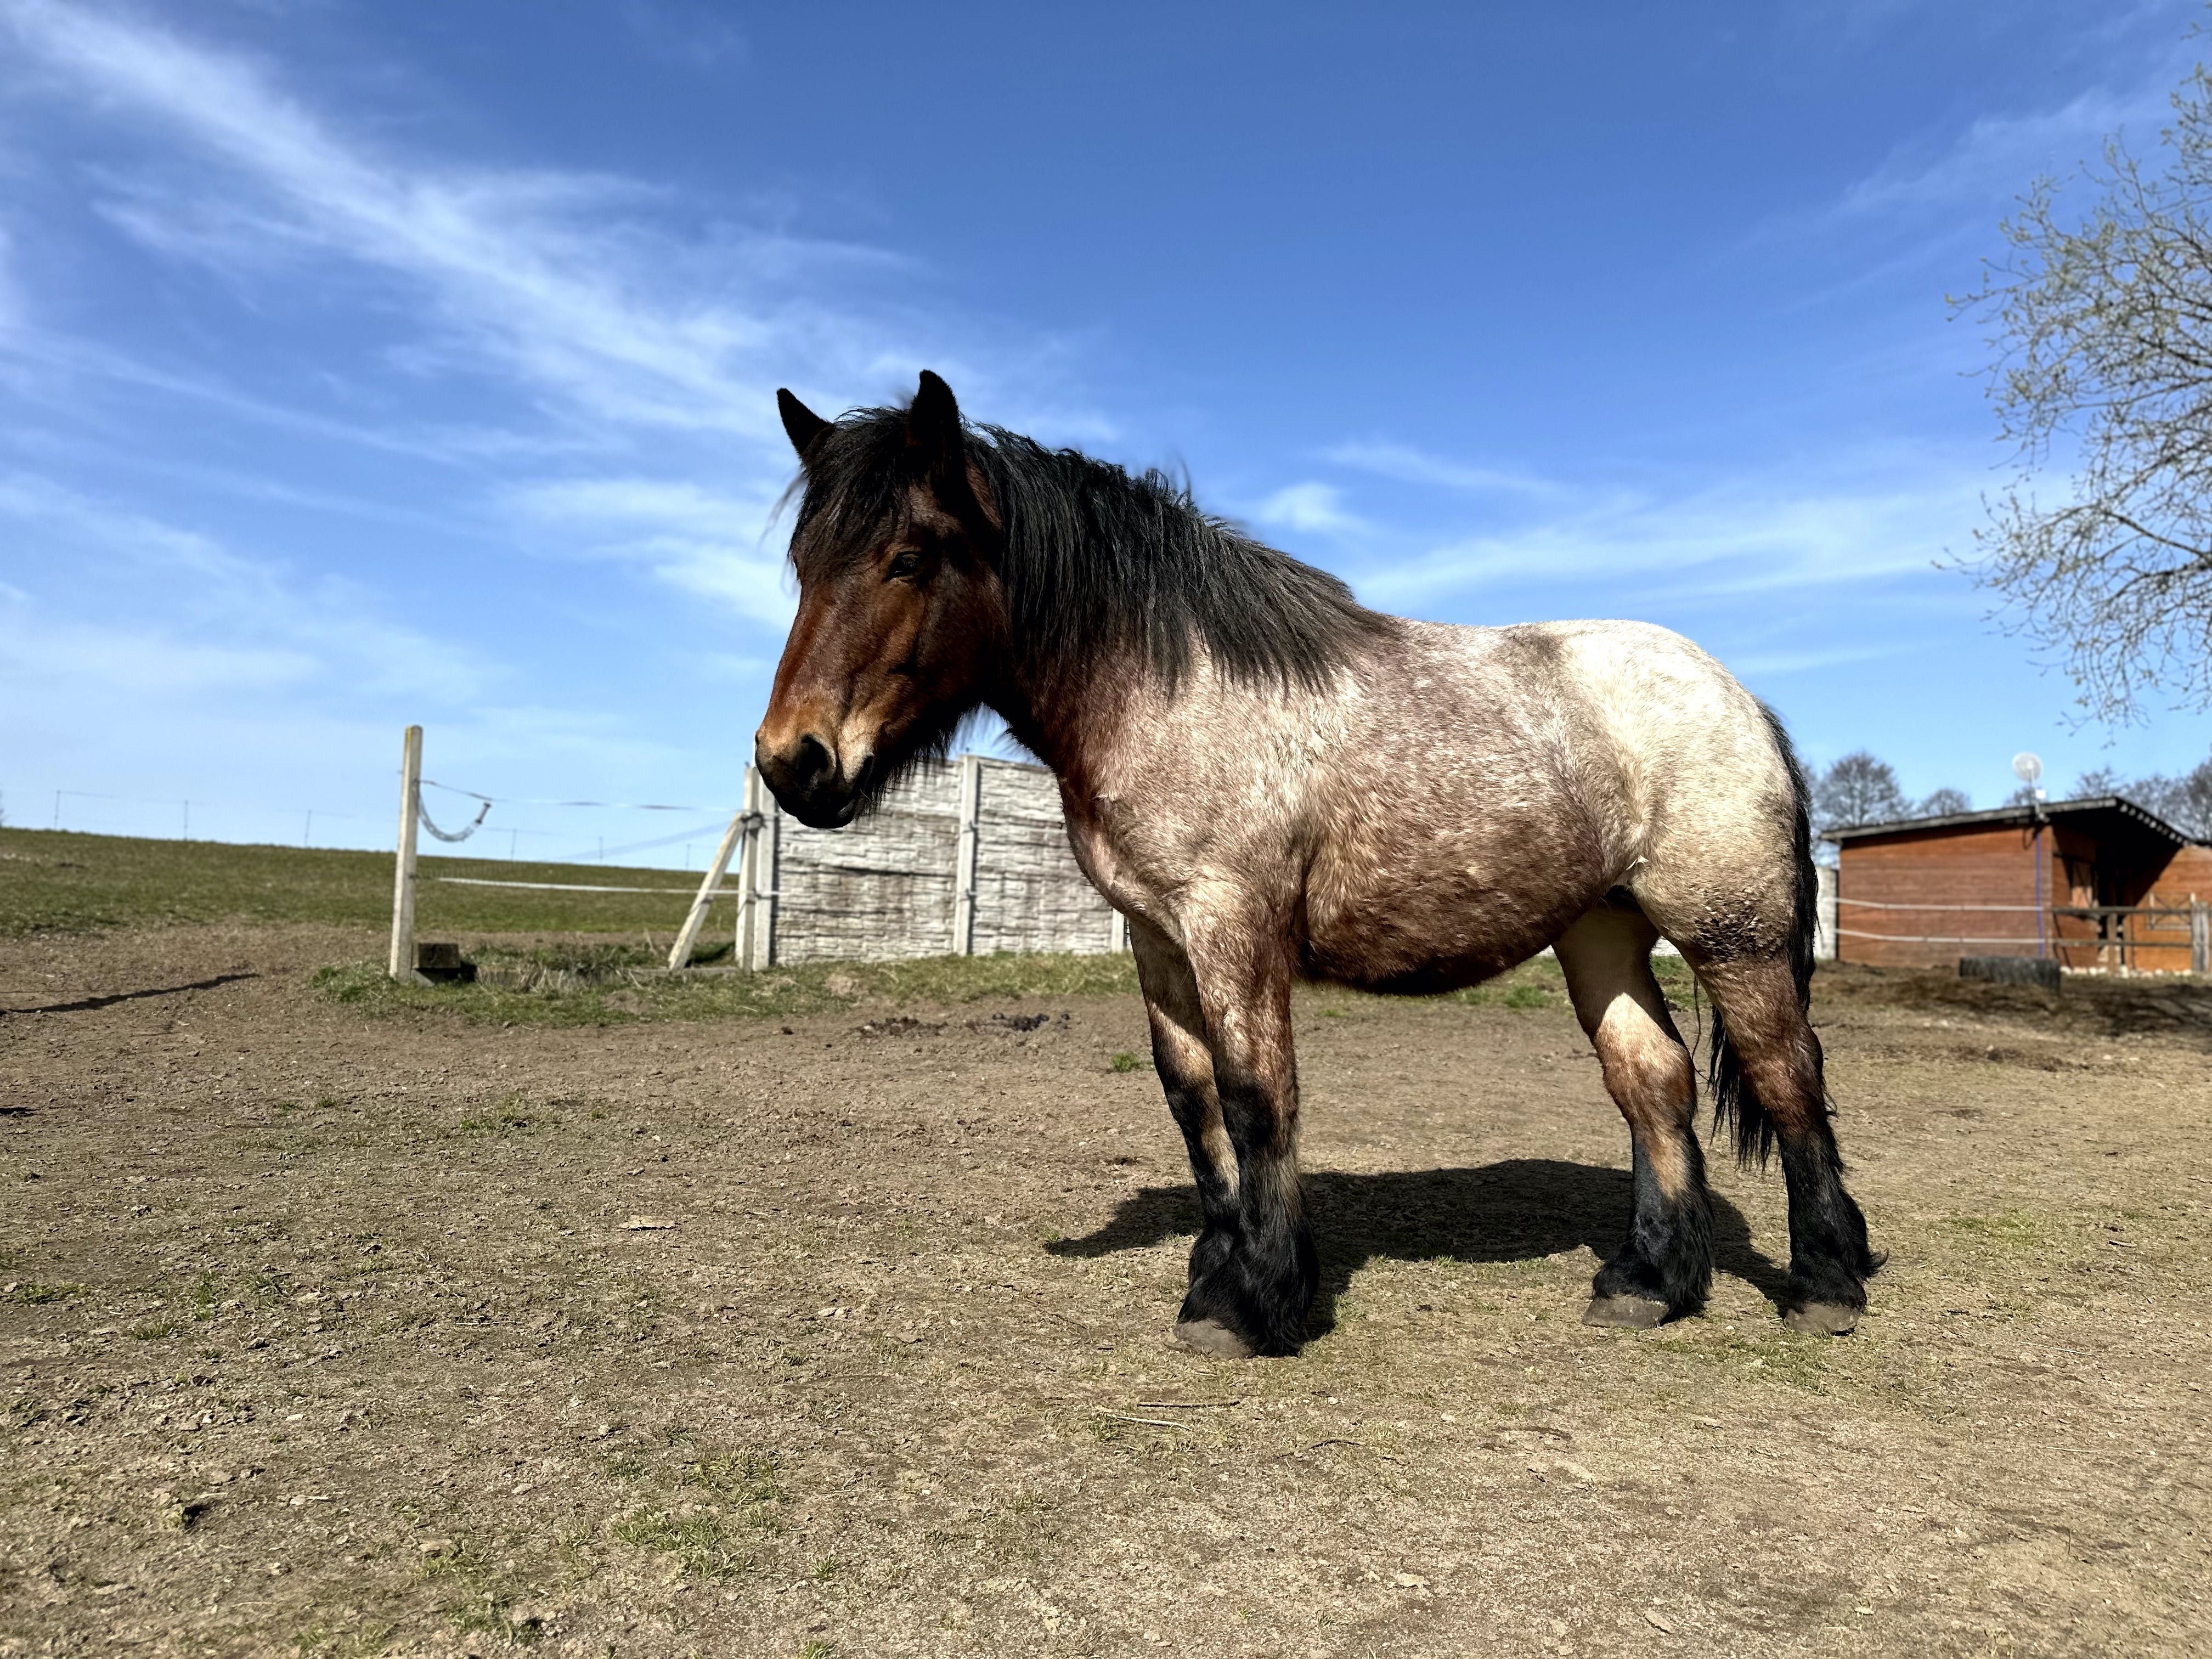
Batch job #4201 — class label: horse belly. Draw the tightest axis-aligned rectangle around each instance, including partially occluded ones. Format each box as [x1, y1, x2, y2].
[1299, 855, 1598, 994]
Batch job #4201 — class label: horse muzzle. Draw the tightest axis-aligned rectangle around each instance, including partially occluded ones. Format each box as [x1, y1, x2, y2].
[754, 730, 868, 828]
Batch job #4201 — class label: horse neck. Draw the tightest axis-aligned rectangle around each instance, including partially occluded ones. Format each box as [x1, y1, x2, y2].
[981, 644, 1129, 795]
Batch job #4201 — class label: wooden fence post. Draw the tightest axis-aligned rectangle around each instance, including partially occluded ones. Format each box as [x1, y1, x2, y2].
[1109, 908, 1127, 953]
[2193, 900, 2209, 976]
[952, 754, 982, 956]
[387, 725, 430, 984]
[667, 803, 748, 970]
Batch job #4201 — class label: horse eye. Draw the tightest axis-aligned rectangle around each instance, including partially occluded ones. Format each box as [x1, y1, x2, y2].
[887, 550, 924, 580]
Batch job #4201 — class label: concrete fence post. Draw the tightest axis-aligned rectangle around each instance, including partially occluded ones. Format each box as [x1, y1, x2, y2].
[736, 766, 775, 972]
[952, 754, 982, 956]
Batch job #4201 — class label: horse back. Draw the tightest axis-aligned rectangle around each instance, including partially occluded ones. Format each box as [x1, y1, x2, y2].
[1065, 617, 1795, 995]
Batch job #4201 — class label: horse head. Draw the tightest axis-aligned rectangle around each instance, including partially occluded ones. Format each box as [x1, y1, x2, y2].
[755, 371, 1008, 828]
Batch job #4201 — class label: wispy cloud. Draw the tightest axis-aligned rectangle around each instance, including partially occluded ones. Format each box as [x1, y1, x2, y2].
[0, 0, 1111, 646]
[1743, 20, 2196, 308]
[0, 471, 485, 699]
[1355, 464, 1983, 608]
[0, 588, 317, 696]
[1322, 439, 1561, 499]
[0, 226, 22, 340]
[0, 0, 936, 449]
[1724, 642, 1907, 678]
[1832, 88, 2159, 222]
[1810, 7, 2205, 239]
[619, 0, 746, 70]
[503, 477, 794, 626]
[0, 333, 508, 464]
[1250, 480, 1369, 539]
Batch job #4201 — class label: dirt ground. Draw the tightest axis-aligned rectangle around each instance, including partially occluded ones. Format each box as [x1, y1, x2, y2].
[2, 926, 2208, 1658]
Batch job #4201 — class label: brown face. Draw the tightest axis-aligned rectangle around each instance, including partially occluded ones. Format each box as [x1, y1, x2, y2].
[754, 374, 1006, 828]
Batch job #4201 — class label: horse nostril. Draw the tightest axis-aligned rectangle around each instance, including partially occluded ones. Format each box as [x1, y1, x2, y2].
[790, 732, 834, 788]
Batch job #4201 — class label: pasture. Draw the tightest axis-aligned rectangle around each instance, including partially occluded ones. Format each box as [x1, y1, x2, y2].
[2, 831, 2209, 1656]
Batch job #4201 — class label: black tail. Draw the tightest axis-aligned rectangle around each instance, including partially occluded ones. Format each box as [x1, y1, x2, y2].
[1707, 704, 1820, 1169]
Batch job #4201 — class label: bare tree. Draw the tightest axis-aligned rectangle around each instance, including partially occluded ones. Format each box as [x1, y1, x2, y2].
[1958, 58, 2212, 723]
[1813, 751, 1909, 833]
[1916, 786, 1973, 816]
[2071, 765, 2126, 798]
[2125, 753, 2212, 836]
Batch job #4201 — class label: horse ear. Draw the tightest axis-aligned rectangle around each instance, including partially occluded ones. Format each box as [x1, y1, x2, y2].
[906, 370, 963, 470]
[777, 388, 831, 460]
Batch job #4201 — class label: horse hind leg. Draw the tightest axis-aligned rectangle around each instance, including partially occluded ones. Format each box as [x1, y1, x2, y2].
[1695, 953, 1879, 1333]
[1554, 904, 1713, 1328]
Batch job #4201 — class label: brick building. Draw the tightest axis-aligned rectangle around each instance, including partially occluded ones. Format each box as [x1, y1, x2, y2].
[1829, 796, 2211, 973]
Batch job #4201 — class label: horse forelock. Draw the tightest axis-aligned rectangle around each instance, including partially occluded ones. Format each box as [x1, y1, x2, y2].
[785, 405, 915, 582]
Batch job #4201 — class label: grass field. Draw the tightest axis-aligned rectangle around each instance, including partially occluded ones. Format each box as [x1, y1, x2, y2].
[1, 826, 1606, 1026]
[311, 945, 1601, 1028]
[0, 827, 721, 939]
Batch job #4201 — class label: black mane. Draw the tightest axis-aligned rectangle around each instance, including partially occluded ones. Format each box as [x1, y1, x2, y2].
[791, 405, 1392, 693]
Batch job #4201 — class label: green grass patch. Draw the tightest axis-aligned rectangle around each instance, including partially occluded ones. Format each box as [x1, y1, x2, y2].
[4, 1283, 83, 1306]
[314, 941, 1687, 1029]
[313, 940, 1635, 1030]
[678, 1450, 785, 1510]
[448, 1596, 541, 1649]
[419, 1541, 496, 1588]
[596, 1441, 787, 1584]
[0, 826, 725, 938]
[1442, 950, 1696, 1012]
[292, 1617, 402, 1657]
[1648, 1325, 1832, 1393]
[1447, 956, 1570, 1009]
[611, 1507, 757, 1582]
[1109, 1050, 1143, 1073]
[1939, 1209, 2081, 1286]
[316, 945, 1142, 1028]
[457, 1092, 555, 1134]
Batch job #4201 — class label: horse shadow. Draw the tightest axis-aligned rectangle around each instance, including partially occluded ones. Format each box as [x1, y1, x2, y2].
[1047, 1158, 1788, 1334]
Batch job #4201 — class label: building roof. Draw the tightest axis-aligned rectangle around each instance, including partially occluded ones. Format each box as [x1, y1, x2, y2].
[1826, 794, 2197, 847]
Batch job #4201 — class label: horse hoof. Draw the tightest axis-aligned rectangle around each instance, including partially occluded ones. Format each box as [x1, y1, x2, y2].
[1784, 1301, 1860, 1336]
[1172, 1318, 1256, 1359]
[1582, 1294, 1669, 1329]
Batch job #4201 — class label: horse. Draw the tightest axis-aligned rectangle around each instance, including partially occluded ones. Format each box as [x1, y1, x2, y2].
[754, 370, 1880, 1359]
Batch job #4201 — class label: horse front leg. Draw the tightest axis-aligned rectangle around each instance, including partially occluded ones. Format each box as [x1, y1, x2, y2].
[1161, 913, 1315, 1359]
[1130, 923, 1243, 1323]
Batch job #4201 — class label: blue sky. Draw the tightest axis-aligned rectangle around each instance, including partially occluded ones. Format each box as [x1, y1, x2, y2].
[4, 0, 2210, 864]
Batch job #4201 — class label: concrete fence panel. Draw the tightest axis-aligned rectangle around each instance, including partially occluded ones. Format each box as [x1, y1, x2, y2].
[719, 754, 1118, 967]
